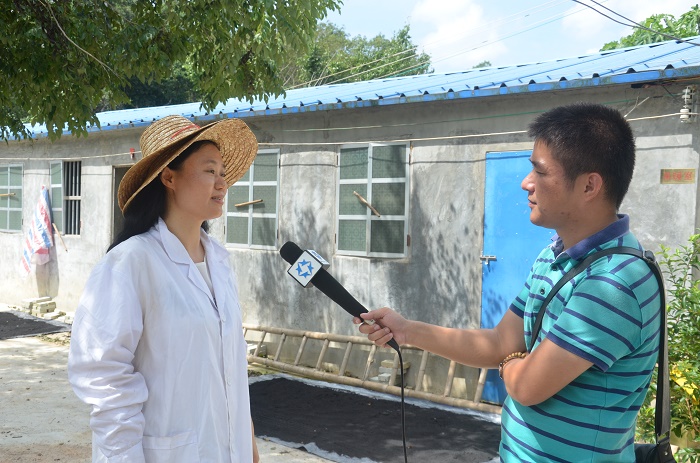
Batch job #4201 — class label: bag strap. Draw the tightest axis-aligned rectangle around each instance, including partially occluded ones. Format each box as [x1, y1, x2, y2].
[527, 246, 670, 443]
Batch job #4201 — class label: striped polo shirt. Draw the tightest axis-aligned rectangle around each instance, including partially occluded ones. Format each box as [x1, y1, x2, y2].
[502, 215, 662, 462]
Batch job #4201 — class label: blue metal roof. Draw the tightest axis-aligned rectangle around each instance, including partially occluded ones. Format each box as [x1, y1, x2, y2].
[26, 36, 700, 137]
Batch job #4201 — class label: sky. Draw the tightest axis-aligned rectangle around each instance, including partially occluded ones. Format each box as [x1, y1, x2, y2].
[324, 0, 697, 74]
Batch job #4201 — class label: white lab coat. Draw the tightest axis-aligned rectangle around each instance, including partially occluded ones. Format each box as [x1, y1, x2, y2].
[68, 218, 252, 463]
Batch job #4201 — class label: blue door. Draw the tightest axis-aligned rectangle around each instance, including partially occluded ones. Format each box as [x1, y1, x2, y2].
[480, 151, 555, 404]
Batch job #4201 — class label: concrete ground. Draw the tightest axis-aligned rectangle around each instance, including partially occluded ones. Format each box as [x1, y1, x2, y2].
[0, 308, 331, 463]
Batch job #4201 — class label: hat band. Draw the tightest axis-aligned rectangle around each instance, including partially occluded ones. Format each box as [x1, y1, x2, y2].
[170, 124, 200, 139]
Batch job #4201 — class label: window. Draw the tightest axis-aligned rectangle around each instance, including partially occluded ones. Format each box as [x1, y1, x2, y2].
[0, 165, 23, 232]
[50, 161, 81, 235]
[337, 144, 409, 257]
[225, 149, 279, 248]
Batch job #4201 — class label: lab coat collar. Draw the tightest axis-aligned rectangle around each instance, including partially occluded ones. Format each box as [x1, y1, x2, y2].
[153, 218, 231, 308]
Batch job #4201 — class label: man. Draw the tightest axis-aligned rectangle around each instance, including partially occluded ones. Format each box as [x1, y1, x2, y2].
[356, 102, 661, 462]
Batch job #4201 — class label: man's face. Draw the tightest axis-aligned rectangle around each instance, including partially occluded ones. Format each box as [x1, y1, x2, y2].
[521, 141, 581, 230]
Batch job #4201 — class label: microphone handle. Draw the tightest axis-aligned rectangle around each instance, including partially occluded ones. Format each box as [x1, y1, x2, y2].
[312, 270, 400, 352]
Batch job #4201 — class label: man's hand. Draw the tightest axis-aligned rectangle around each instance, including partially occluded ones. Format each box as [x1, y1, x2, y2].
[353, 307, 409, 347]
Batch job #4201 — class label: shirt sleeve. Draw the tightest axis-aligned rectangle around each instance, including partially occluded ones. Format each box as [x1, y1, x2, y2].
[68, 259, 148, 462]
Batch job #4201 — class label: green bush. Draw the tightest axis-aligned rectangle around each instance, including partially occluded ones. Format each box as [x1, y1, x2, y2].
[636, 234, 700, 462]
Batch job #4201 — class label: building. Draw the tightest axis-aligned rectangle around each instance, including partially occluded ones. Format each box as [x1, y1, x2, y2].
[2, 37, 699, 404]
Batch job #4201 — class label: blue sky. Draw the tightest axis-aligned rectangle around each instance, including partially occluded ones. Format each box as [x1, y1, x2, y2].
[324, 0, 696, 73]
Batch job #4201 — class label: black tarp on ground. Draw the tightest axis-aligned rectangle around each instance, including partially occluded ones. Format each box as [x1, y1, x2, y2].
[250, 375, 501, 463]
[0, 311, 70, 340]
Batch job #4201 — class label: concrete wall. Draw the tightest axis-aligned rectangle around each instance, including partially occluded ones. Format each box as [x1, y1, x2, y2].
[0, 129, 140, 308]
[1, 83, 698, 393]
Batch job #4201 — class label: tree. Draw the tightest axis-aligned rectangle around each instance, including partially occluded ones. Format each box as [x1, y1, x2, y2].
[601, 5, 700, 50]
[114, 64, 202, 112]
[0, 0, 340, 141]
[280, 22, 432, 88]
[473, 60, 492, 69]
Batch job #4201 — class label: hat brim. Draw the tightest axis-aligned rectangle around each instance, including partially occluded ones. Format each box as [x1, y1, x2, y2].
[118, 118, 258, 212]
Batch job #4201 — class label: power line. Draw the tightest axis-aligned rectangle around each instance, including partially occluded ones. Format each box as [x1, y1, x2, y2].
[305, 0, 700, 87]
[356, 0, 607, 82]
[374, 1, 603, 81]
[569, 0, 700, 46]
[289, 0, 572, 88]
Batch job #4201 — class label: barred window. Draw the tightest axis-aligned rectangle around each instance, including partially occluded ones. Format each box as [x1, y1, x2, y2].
[225, 149, 279, 249]
[50, 161, 81, 235]
[0, 165, 23, 232]
[337, 144, 409, 257]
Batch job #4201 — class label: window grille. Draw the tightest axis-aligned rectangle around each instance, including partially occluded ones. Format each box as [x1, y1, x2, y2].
[50, 161, 81, 235]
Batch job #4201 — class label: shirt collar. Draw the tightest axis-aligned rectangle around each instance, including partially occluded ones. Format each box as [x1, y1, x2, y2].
[154, 217, 229, 266]
[550, 214, 630, 261]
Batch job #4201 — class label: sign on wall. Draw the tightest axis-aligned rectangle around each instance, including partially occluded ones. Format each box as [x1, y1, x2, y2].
[660, 169, 695, 184]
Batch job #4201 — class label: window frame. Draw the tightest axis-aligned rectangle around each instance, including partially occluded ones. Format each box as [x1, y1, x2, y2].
[336, 142, 410, 258]
[0, 164, 23, 232]
[225, 148, 280, 250]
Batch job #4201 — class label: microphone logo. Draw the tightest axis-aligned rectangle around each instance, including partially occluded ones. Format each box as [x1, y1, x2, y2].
[287, 249, 330, 287]
[295, 259, 314, 279]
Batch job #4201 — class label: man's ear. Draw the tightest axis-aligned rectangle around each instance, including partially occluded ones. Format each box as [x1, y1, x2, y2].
[583, 172, 604, 198]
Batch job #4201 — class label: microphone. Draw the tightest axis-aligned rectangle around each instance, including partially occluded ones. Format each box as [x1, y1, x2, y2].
[280, 241, 399, 352]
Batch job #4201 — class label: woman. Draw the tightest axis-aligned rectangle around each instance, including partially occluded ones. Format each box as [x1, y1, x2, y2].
[68, 115, 260, 463]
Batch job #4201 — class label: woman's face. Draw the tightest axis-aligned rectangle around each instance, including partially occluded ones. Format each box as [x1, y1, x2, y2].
[162, 143, 228, 223]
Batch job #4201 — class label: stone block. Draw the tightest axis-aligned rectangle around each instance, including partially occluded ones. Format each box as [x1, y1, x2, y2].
[247, 344, 267, 357]
[380, 359, 411, 369]
[319, 362, 339, 374]
[21, 297, 51, 309]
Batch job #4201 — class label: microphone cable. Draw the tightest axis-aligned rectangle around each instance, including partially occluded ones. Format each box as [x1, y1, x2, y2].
[394, 346, 408, 463]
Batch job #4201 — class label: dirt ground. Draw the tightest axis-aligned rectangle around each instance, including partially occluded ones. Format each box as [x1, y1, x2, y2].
[0, 332, 92, 462]
[0, 330, 330, 463]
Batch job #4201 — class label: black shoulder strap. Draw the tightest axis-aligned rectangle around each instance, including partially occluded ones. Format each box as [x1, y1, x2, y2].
[526, 246, 671, 444]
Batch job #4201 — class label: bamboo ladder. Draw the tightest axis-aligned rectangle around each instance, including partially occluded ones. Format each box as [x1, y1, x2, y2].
[243, 324, 501, 415]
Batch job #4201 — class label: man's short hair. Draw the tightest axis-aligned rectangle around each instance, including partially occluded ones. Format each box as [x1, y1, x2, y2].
[528, 102, 635, 209]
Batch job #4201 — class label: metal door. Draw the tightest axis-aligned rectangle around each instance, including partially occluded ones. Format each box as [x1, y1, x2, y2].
[480, 150, 554, 404]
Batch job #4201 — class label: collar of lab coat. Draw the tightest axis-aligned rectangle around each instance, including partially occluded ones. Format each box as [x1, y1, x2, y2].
[153, 217, 231, 308]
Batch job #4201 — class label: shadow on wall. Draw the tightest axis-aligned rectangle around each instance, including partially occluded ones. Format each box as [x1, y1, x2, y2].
[384, 160, 483, 329]
[242, 201, 337, 335]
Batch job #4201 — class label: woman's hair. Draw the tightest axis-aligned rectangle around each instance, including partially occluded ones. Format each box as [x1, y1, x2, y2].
[107, 141, 214, 253]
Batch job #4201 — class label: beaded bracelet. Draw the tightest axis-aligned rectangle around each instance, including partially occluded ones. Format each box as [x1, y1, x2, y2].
[498, 352, 528, 379]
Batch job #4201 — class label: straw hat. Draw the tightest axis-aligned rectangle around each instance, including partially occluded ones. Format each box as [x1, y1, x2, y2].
[118, 115, 258, 212]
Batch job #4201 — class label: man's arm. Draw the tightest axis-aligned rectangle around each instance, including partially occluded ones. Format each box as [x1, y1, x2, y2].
[357, 308, 527, 368]
[500, 338, 592, 406]
[360, 308, 593, 406]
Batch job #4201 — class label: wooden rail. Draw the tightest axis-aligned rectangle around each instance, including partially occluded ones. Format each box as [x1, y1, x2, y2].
[243, 324, 501, 415]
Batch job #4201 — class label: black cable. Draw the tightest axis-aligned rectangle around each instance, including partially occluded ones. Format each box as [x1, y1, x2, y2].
[396, 348, 408, 463]
[569, 0, 700, 46]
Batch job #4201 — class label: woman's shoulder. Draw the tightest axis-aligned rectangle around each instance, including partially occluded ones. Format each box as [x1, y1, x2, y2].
[102, 231, 161, 268]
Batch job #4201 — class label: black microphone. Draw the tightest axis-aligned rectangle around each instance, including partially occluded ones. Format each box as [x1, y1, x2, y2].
[280, 241, 400, 352]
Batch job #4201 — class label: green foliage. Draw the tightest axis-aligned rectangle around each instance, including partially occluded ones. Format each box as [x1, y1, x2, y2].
[0, 0, 340, 140]
[113, 65, 202, 111]
[473, 60, 492, 69]
[280, 22, 432, 88]
[601, 5, 700, 50]
[637, 234, 700, 462]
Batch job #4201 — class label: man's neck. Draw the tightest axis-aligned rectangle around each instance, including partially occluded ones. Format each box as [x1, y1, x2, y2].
[557, 210, 619, 252]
